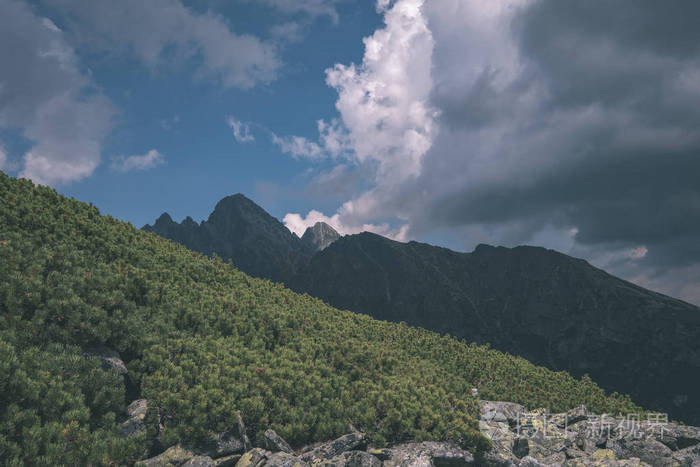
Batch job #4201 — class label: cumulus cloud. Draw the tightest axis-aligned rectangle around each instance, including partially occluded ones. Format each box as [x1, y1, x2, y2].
[47, 0, 280, 88]
[272, 134, 323, 159]
[111, 149, 165, 173]
[280, 0, 700, 304]
[0, 0, 115, 186]
[284, 208, 409, 241]
[227, 117, 255, 143]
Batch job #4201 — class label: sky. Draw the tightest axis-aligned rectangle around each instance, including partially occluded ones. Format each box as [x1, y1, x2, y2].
[2, 0, 700, 305]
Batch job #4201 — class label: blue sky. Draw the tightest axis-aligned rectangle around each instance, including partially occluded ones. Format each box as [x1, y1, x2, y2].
[3, 0, 700, 304]
[12, 0, 382, 228]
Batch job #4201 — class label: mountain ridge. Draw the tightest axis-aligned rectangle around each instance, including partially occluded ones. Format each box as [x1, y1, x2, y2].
[143, 194, 700, 426]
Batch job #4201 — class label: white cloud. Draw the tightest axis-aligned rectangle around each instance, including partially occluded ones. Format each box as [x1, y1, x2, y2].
[283, 208, 409, 241]
[0, 0, 115, 186]
[279, 0, 436, 234]
[111, 149, 165, 173]
[227, 117, 255, 143]
[629, 246, 649, 260]
[272, 134, 323, 159]
[324, 0, 437, 180]
[52, 0, 279, 89]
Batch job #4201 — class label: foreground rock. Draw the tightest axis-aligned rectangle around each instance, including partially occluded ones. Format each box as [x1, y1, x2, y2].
[135, 401, 700, 467]
[478, 401, 700, 466]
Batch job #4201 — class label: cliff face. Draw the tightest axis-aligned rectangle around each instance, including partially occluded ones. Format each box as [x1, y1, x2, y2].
[300, 222, 341, 252]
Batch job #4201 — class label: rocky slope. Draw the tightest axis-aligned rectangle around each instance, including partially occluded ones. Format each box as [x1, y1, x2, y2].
[144, 196, 700, 426]
[300, 221, 341, 252]
[130, 397, 700, 466]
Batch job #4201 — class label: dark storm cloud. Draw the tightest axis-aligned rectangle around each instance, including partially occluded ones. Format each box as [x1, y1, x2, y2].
[416, 0, 700, 280]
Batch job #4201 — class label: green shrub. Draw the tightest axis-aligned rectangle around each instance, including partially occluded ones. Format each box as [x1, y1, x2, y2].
[0, 172, 642, 465]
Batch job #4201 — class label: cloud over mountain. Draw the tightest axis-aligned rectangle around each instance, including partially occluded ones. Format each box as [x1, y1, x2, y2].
[281, 0, 700, 303]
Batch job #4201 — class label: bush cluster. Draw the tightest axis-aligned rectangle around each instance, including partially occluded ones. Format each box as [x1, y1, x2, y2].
[0, 172, 642, 465]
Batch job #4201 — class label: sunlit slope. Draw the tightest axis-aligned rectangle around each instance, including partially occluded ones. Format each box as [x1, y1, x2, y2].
[0, 172, 641, 465]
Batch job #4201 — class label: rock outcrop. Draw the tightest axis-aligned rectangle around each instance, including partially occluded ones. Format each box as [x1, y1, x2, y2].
[478, 401, 700, 466]
[122, 399, 149, 437]
[301, 222, 341, 252]
[134, 401, 700, 466]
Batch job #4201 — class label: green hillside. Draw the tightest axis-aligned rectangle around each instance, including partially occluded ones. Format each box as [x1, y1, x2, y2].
[0, 172, 642, 465]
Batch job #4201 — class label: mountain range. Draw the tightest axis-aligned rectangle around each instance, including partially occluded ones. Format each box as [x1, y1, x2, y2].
[144, 193, 700, 426]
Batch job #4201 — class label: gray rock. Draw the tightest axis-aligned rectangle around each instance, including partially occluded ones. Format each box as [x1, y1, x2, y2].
[264, 429, 294, 454]
[476, 400, 700, 467]
[214, 455, 241, 467]
[375, 442, 476, 467]
[236, 449, 308, 467]
[300, 432, 366, 462]
[480, 401, 527, 426]
[301, 222, 341, 252]
[236, 449, 271, 467]
[137, 445, 195, 467]
[264, 452, 308, 467]
[184, 456, 215, 467]
[323, 451, 381, 467]
[198, 429, 245, 458]
[121, 399, 148, 437]
[87, 345, 128, 375]
[672, 442, 700, 466]
[516, 457, 545, 467]
[609, 438, 674, 466]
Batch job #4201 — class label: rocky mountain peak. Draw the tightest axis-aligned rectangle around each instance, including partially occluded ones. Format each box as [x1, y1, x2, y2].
[301, 221, 341, 252]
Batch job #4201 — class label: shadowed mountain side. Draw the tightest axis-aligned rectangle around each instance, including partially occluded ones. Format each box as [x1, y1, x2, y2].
[144, 194, 313, 284]
[290, 233, 700, 425]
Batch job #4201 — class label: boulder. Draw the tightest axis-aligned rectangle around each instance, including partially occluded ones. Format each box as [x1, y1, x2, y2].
[480, 401, 527, 427]
[264, 429, 294, 454]
[320, 451, 381, 467]
[476, 400, 700, 466]
[137, 445, 195, 467]
[121, 399, 148, 437]
[214, 455, 242, 467]
[516, 456, 545, 467]
[609, 438, 674, 466]
[300, 432, 366, 462]
[184, 456, 215, 467]
[376, 442, 476, 467]
[236, 449, 272, 467]
[236, 449, 308, 467]
[672, 442, 700, 466]
[197, 429, 245, 458]
[87, 345, 128, 375]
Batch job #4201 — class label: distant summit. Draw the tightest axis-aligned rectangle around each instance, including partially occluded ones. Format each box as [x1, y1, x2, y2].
[301, 222, 341, 252]
[144, 193, 309, 284]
